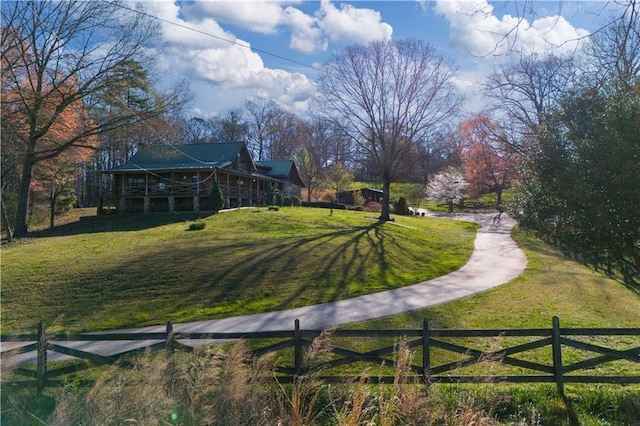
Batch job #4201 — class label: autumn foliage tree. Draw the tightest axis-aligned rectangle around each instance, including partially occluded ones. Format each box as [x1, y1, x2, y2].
[30, 77, 98, 229]
[2, 65, 98, 232]
[456, 114, 517, 207]
[1, 0, 183, 237]
[35, 146, 97, 229]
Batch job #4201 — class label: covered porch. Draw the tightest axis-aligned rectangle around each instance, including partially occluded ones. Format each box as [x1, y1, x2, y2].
[99, 169, 282, 214]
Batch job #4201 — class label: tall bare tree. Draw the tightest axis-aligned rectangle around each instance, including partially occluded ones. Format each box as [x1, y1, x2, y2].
[587, 1, 640, 90]
[210, 109, 249, 143]
[483, 52, 575, 153]
[1, 0, 185, 237]
[244, 98, 279, 161]
[315, 39, 461, 221]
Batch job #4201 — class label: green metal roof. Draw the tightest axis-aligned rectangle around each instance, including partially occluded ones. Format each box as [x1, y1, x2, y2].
[256, 160, 294, 178]
[107, 142, 246, 172]
[256, 159, 305, 187]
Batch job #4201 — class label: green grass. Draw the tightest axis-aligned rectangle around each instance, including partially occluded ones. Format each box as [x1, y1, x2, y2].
[1, 207, 478, 333]
[2, 207, 639, 425]
[343, 226, 640, 425]
[352, 226, 640, 330]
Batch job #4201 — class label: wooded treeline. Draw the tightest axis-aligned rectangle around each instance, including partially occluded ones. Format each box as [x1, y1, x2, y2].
[2, 1, 638, 286]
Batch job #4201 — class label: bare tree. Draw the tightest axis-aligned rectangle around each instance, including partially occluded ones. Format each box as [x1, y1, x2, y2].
[210, 109, 248, 143]
[315, 39, 461, 221]
[267, 110, 300, 160]
[294, 119, 332, 202]
[182, 117, 214, 144]
[483, 52, 575, 152]
[586, 1, 640, 90]
[244, 98, 279, 161]
[1, 0, 185, 237]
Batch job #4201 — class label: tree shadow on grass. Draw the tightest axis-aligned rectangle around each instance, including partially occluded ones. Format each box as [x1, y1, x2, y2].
[38, 219, 412, 331]
[28, 212, 215, 238]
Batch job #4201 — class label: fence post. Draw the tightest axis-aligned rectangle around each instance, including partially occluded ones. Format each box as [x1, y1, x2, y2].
[294, 319, 302, 377]
[36, 322, 47, 394]
[552, 316, 565, 397]
[422, 318, 430, 383]
[165, 321, 174, 394]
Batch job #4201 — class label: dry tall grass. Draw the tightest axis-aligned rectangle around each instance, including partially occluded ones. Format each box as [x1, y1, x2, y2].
[4, 337, 550, 425]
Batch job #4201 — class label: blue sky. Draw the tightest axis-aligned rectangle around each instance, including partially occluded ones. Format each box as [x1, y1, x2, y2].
[139, 1, 616, 118]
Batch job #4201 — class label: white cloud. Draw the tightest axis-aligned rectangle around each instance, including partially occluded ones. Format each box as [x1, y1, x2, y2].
[316, 0, 393, 44]
[142, 2, 237, 49]
[180, 0, 287, 34]
[140, 1, 317, 117]
[180, 0, 394, 53]
[431, 0, 591, 114]
[283, 6, 327, 53]
[434, 0, 589, 57]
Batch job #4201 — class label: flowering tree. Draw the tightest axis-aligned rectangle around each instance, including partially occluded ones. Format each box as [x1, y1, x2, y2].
[427, 167, 467, 213]
[456, 114, 517, 206]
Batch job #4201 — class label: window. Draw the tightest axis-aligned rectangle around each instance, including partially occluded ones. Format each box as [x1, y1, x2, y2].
[127, 177, 145, 187]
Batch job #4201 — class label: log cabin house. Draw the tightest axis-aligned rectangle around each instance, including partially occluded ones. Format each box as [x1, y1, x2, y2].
[99, 142, 304, 214]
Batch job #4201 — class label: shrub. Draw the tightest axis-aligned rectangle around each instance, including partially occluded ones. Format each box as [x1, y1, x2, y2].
[210, 181, 225, 212]
[394, 197, 411, 215]
[364, 201, 382, 213]
[188, 221, 206, 231]
[268, 205, 280, 211]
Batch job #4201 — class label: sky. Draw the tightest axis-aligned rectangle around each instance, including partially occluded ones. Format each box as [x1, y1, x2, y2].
[136, 0, 618, 118]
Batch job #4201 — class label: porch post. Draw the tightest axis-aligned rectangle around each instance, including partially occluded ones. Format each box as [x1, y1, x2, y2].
[226, 173, 230, 208]
[249, 179, 253, 206]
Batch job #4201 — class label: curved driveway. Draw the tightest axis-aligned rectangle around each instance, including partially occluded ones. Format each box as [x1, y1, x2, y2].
[173, 212, 527, 332]
[2, 213, 527, 363]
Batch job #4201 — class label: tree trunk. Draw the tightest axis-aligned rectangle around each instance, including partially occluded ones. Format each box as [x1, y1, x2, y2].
[1, 195, 14, 243]
[496, 188, 503, 208]
[379, 179, 391, 221]
[14, 157, 35, 238]
[49, 186, 57, 229]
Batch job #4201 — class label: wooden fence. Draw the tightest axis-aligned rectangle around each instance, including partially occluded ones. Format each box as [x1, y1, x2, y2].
[1, 317, 638, 396]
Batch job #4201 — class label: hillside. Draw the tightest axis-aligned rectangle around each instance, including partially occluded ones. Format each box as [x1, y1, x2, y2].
[1, 207, 478, 333]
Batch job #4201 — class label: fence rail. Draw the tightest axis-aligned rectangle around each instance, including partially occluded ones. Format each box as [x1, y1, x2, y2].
[1, 317, 638, 395]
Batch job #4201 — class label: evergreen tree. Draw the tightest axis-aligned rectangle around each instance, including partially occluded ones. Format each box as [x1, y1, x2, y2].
[210, 180, 225, 213]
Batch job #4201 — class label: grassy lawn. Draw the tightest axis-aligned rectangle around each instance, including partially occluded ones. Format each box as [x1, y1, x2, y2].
[1, 207, 478, 333]
[354, 226, 640, 330]
[2, 207, 639, 425]
[344, 226, 640, 425]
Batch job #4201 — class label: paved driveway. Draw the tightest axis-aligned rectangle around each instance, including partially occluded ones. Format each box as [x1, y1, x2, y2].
[2, 213, 527, 364]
